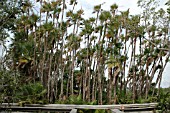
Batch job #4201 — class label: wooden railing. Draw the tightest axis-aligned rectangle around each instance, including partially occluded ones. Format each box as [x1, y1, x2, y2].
[0, 103, 158, 113]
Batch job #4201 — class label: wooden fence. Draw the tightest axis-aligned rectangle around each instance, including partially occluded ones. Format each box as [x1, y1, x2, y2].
[0, 103, 158, 113]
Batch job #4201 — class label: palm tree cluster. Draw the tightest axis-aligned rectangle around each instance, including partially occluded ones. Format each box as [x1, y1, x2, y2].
[0, 0, 170, 105]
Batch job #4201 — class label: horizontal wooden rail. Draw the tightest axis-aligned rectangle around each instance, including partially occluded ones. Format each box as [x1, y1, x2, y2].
[0, 103, 158, 112]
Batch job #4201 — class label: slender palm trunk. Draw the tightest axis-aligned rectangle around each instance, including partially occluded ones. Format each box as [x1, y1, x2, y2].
[108, 67, 112, 104]
[132, 37, 136, 103]
[92, 60, 96, 101]
[59, 0, 66, 100]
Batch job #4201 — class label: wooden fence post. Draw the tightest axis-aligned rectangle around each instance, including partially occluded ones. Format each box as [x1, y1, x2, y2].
[70, 109, 77, 113]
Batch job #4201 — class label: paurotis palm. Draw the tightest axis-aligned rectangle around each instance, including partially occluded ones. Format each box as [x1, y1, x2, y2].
[1, 0, 170, 106]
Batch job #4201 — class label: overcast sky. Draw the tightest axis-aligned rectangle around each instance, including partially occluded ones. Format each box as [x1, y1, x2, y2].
[76, 0, 168, 15]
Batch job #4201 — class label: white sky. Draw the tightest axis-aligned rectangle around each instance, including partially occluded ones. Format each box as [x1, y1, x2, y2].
[78, 0, 141, 14]
[77, 0, 168, 15]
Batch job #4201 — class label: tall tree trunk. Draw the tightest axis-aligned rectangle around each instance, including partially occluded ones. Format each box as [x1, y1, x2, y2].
[132, 37, 136, 103]
[92, 60, 96, 101]
[83, 60, 87, 101]
[71, 50, 75, 96]
[113, 67, 120, 104]
[108, 67, 112, 104]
